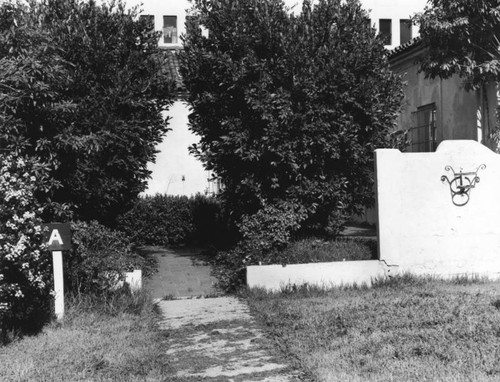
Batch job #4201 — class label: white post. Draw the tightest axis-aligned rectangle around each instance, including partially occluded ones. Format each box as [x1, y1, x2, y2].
[52, 250, 64, 320]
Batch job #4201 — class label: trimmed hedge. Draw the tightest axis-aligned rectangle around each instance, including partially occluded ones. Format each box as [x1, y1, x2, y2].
[116, 194, 233, 248]
[116, 195, 192, 247]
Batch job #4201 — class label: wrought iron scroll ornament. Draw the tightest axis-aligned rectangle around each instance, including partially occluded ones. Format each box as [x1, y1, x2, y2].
[441, 164, 486, 206]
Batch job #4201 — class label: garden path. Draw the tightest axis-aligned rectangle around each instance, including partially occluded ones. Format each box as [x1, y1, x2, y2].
[143, 246, 218, 300]
[145, 247, 301, 381]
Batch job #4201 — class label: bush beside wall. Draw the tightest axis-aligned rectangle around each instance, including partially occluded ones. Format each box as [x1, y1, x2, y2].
[212, 236, 376, 293]
[65, 221, 155, 295]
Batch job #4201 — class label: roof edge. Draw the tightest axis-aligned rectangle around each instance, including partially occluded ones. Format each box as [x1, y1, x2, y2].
[387, 37, 423, 60]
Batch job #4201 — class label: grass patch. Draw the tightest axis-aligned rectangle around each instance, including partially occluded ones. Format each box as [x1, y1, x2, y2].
[246, 276, 500, 381]
[0, 289, 173, 381]
[282, 238, 376, 264]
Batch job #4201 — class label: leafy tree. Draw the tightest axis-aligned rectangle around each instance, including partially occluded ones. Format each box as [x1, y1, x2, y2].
[180, 0, 403, 236]
[415, 0, 500, 91]
[0, 0, 174, 223]
[415, 0, 500, 147]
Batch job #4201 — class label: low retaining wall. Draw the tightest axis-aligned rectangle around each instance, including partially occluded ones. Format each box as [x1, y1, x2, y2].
[112, 269, 142, 291]
[246, 260, 390, 291]
[125, 269, 142, 291]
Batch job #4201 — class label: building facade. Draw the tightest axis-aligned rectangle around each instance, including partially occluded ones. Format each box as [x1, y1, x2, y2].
[132, 0, 429, 51]
[388, 40, 498, 153]
[360, 0, 428, 50]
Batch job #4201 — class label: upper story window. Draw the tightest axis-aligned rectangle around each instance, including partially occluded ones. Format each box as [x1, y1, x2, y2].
[163, 15, 178, 44]
[400, 19, 412, 45]
[379, 19, 392, 46]
[409, 103, 437, 152]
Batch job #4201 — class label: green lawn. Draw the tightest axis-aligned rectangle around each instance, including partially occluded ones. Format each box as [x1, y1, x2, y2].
[5, 275, 500, 381]
[0, 292, 172, 382]
[246, 275, 500, 382]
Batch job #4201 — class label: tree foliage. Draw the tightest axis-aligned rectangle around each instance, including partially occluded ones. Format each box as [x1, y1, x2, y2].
[180, 0, 403, 236]
[0, 0, 174, 223]
[415, 0, 500, 91]
[415, 0, 500, 89]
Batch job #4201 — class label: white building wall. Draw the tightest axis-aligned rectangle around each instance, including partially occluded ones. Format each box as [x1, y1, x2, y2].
[360, 0, 428, 49]
[145, 101, 211, 196]
[128, 0, 191, 49]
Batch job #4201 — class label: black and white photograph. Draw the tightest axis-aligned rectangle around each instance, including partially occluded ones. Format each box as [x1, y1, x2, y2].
[1, 0, 499, 380]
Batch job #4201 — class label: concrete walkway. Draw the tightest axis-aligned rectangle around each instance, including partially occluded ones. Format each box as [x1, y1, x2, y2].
[144, 246, 219, 300]
[143, 247, 300, 381]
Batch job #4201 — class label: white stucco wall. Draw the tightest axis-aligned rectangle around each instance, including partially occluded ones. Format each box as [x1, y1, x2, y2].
[376, 140, 500, 278]
[246, 260, 391, 292]
[247, 260, 389, 291]
[144, 101, 211, 196]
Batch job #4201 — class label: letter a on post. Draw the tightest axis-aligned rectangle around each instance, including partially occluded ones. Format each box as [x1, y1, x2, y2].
[42, 222, 72, 320]
[48, 229, 64, 246]
[43, 223, 72, 251]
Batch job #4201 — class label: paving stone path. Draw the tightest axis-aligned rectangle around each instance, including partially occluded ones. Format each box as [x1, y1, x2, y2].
[144, 246, 219, 300]
[143, 247, 301, 381]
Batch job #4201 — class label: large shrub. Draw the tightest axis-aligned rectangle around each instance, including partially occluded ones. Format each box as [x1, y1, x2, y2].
[180, 0, 404, 236]
[0, 155, 52, 340]
[0, 0, 174, 224]
[212, 202, 306, 292]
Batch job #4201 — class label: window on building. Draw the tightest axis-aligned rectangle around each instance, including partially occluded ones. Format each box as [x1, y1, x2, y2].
[205, 172, 223, 196]
[400, 19, 412, 45]
[379, 19, 392, 45]
[163, 15, 178, 44]
[139, 14, 155, 30]
[409, 104, 437, 152]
